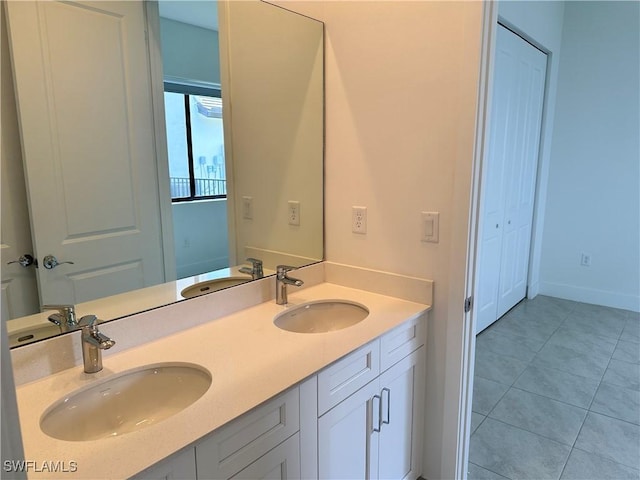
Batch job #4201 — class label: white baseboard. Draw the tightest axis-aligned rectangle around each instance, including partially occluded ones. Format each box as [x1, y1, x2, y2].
[539, 281, 640, 312]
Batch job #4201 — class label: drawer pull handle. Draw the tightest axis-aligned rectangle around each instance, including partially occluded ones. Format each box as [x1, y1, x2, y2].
[382, 387, 391, 426]
[372, 394, 382, 433]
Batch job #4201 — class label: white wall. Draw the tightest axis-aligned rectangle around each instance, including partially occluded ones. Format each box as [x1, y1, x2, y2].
[540, 1, 640, 311]
[498, 1, 565, 299]
[172, 200, 229, 279]
[159, 17, 230, 278]
[273, 2, 485, 478]
[220, 1, 324, 269]
[159, 17, 220, 85]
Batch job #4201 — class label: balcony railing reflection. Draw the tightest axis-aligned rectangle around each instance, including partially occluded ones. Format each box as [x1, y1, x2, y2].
[170, 177, 226, 199]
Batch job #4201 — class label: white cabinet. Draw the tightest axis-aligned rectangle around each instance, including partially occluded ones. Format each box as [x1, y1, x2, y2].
[376, 349, 425, 480]
[318, 378, 381, 479]
[317, 317, 426, 480]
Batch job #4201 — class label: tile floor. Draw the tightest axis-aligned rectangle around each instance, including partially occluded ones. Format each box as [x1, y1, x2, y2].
[469, 295, 640, 480]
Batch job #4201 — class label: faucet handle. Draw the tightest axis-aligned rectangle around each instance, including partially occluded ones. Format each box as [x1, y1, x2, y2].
[277, 265, 298, 275]
[246, 258, 264, 277]
[246, 257, 263, 269]
[43, 304, 77, 326]
[77, 314, 98, 329]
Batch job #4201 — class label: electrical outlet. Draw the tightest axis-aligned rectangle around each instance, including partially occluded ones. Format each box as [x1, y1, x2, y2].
[288, 201, 300, 226]
[580, 253, 591, 266]
[242, 196, 253, 220]
[352, 206, 367, 234]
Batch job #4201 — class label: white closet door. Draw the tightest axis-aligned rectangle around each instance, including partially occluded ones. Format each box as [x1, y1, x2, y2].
[476, 25, 547, 333]
[6, 1, 168, 305]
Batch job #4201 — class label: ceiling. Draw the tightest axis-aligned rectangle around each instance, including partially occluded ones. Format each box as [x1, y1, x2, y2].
[158, 0, 218, 31]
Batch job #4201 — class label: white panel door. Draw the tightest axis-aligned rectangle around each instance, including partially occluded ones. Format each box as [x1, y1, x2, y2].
[496, 30, 547, 317]
[6, 1, 169, 305]
[1, 8, 39, 321]
[476, 25, 547, 333]
[475, 34, 517, 333]
[318, 379, 380, 480]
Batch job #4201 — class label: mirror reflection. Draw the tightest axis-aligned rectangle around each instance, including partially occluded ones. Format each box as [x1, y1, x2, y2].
[1, 0, 324, 347]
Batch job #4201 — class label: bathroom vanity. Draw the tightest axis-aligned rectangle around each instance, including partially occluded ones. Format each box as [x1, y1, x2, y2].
[11, 264, 432, 480]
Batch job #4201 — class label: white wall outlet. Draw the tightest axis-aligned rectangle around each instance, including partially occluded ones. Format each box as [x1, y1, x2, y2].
[288, 201, 300, 226]
[352, 206, 367, 234]
[242, 196, 253, 220]
[580, 253, 591, 266]
[421, 211, 439, 243]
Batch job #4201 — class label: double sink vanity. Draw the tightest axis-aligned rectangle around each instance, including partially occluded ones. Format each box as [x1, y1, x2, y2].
[11, 262, 432, 480]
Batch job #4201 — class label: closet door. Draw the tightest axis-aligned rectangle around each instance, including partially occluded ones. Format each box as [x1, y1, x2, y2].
[476, 25, 547, 333]
[495, 27, 547, 318]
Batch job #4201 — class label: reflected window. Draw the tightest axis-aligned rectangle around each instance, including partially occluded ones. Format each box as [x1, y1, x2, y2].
[163, 84, 226, 201]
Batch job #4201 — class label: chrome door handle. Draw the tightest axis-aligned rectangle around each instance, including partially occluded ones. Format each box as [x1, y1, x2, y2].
[381, 387, 391, 426]
[42, 254, 75, 270]
[7, 254, 36, 268]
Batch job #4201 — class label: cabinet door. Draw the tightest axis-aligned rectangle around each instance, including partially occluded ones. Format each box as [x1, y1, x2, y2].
[317, 379, 380, 480]
[229, 433, 300, 480]
[377, 347, 425, 480]
[131, 447, 196, 480]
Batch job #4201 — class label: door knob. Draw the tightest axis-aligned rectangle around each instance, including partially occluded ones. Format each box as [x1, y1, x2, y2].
[7, 254, 36, 268]
[42, 254, 74, 270]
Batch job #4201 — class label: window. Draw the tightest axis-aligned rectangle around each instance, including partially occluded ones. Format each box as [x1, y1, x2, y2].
[163, 84, 226, 201]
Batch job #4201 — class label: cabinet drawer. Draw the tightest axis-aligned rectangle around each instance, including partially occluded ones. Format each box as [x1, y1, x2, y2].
[196, 387, 299, 479]
[380, 315, 426, 372]
[230, 433, 300, 480]
[317, 340, 380, 415]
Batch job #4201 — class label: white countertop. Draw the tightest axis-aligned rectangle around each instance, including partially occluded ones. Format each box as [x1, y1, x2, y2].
[15, 282, 429, 479]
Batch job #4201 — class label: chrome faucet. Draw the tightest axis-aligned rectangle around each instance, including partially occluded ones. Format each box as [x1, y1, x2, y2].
[239, 257, 264, 280]
[78, 315, 115, 373]
[276, 265, 304, 305]
[43, 304, 78, 332]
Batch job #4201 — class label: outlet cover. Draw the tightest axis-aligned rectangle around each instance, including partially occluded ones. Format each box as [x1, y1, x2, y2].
[352, 206, 367, 234]
[288, 201, 300, 226]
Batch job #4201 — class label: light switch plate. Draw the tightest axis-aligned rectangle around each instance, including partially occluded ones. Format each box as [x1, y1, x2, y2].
[421, 212, 439, 243]
[242, 196, 253, 220]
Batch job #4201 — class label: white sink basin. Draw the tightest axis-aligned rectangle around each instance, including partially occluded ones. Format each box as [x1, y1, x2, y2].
[181, 277, 251, 298]
[274, 300, 369, 334]
[40, 363, 211, 441]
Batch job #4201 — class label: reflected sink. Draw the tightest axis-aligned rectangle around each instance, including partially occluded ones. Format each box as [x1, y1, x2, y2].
[181, 276, 251, 298]
[40, 363, 211, 441]
[274, 300, 369, 334]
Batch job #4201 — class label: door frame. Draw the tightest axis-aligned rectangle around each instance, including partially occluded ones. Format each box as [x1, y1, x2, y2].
[456, 4, 556, 478]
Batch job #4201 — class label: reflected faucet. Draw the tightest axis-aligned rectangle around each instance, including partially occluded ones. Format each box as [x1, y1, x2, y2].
[239, 257, 264, 280]
[276, 265, 304, 305]
[43, 304, 78, 332]
[78, 315, 115, 373]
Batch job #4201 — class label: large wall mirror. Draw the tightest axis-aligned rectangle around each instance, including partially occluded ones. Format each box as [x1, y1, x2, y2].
[1, 0, 324, 347]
